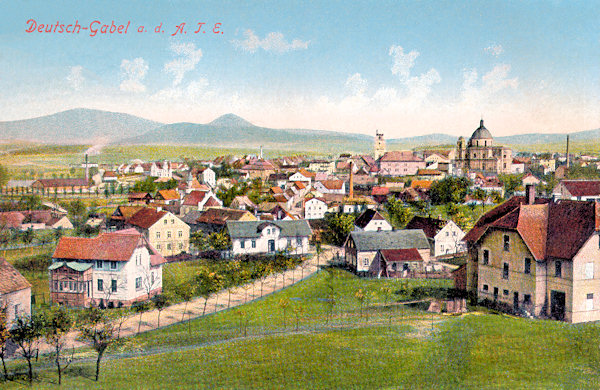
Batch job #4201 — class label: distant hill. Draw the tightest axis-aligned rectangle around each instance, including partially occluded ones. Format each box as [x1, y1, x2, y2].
[119, 114, 374, 154]
[1, 108, 597, 154]
[0, 108, 163, 144]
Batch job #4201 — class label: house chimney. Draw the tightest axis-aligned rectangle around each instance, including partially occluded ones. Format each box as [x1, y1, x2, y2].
[259, 145, 263, 160]
[525, 184, 535, 205]
[349, 161, 354, 199]
[85, 153, 89, 182]
[566, 135, 570, 169]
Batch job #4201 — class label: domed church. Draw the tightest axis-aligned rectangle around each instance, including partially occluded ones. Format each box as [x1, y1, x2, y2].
[455, 119, 512, 175]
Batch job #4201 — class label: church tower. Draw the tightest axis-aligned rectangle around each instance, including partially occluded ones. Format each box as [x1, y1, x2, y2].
[374, 130, 386, 159]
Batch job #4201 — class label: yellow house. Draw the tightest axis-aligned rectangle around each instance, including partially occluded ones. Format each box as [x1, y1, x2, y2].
[464, 187, 600, 323]
[126, 207, 190, 257]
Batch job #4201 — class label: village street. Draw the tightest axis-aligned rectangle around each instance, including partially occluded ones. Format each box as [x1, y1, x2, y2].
[39, 245, 339, 353]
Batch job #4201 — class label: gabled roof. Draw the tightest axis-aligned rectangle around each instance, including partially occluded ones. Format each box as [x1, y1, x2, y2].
[230, 195, 257, 209]
[297, 168, 316, 178]
[112, 205, 145, 220]
[371, 186, 390, 196]
[380, 151, 423, 162]
[128, 192, 153, 200]
[182, 191, 207, 206]
[410, 180, 433, 189]
[0, 257, 31, 294]
[354, 209, 386, 229]
[197, 208, 255, 225]
[0, 211, 26, 228]
[379, 248, 424, 262]
[560, 180, 600, 197]
[318, 180, 344, 190]
[156, 189, 180, 201]
[270, 186, 284, 194]
[348, 230, 430, 252]
[127, 208, 167, 229]
[226, 220, 312, 239]
[406, 216, 447, 239]
[53, 230, 145, 262]
[33, 178, 89, 188]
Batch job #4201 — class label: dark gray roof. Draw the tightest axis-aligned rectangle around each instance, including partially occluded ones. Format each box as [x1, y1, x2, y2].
[470, 119, 493, 140]
[226, 220, 312, 239]
[181, 210, 203, 225]
[349, 229, 430, 252]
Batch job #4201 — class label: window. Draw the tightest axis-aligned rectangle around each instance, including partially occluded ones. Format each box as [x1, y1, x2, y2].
[156, 244, 161, 250]
[503, 289, 509, 296]
[167, 243, 172, 250]
[446, 232, 449, 237]
[171, 219, 174, 224]
[483, 284, 489, 292]
[585, 262, 594, 279]
[178, 230, 183, 238]
[524, 294, 531, 304]
[135, 277, 142, 290]
[179, 243, 183, 249]
[482, 250, 489, 265]
[587, 293, 594, 311]
[240, 240, 245, 249]
[251, 240, 256, 248]
[167, 231, 172, 238]
[97, 279, 104, 291]
[502, 263, 509, 279]
[266, 228, 270, 234]
[96, 260, 103, 269]
[69, 282, 73, 290]
[110, 261, 117, 270]
[555, 261, 562, 278]
[524, 258, 531, 274]
[362, 258, 369, 266]
[297, 238, 302, 245]
[503, 235, 510, 251]
[156, 232, 160, 239]
[151, 272, 155, 285]
[111, 279, 117, 293]
[164, 219, 167, 224]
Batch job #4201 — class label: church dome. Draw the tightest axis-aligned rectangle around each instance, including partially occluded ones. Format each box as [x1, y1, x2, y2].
[471, 119, 493, 140]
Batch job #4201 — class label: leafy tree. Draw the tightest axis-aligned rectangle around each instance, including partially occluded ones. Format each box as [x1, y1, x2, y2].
[19, 195, 41, 211]
[172, 281, 195, 329]
[196, 267, 224, 316]
[324, 212, 355, 246]
[278, 297, 291, 329]
[21, 228, 34, 245]
[385, 197, 413, 228]
[208, 231, 232, 251]
[77, 307, 127, 381]
[190, 231, 211, 252]
[152, 294, 170, 328]
[445, 202, 460, 218]
[224, 261, 241, 307]
[430, 177, 471, 205]
[11, 313, 44, 384]
[41, 307, 74, 385]
[0, 309, 10, 380]
[499, 174, 524, 197]
[292, 304, 304, 331]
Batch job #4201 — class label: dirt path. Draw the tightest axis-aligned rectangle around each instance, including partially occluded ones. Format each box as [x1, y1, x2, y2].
[38, 246, 338, 353]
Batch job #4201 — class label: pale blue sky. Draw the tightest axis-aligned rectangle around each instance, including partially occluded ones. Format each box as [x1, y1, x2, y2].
[1, 1, 599, 137]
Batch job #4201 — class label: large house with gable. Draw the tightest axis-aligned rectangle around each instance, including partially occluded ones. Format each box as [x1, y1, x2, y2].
[464, 186, 600, 323]
[50, 229, 165, 308]
[406, 216, 466, 257]
[125, 207, 190, 257]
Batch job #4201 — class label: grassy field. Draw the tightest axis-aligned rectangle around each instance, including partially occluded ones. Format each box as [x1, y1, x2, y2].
[4, 269, 600, 389]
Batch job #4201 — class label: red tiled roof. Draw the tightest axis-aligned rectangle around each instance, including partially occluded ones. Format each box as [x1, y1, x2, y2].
[294, 181, 306, 190]
[380, 248, 423, 262]
[298, 168, 316, 178]
[197, 208, 252, 225]
[0, 211, 26, 229]
[318, 180, 344, 190]
[380, 151, 423, 162]
[406, 216, 446, 239]
[127, 208, 167, 229]
[271, 186, 284, 194]
[157, 189, 179, 201]
[204, 196, 221, 208]
[128, 192, 153, 200]
[371, 186, 390, 196]
[53, 231, 141, 261]
[182, 191, 207, 206]
[417, 169, 443, 175]
[0, 257, 31, 294]
[410, 180, 433, 189]
[561, 180, 600, 197]
[34, 178, 89, 188]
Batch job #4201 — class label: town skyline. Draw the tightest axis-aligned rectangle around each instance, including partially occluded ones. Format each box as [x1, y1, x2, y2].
[1, 1, 599, 137]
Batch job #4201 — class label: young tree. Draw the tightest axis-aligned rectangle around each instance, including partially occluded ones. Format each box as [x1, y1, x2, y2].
[41, 307, 74, 385]
[77, 307, 127, 382]
[0, 309, 10, 380]
[323, 269, 337, 324]
[195, 267, 224, 316]
[173, 281, 195, 332]
[10, 313, 44, 384]
[132, 301, 151, 334]
[278, 297, 291, 329]
[152, 294, 170, 328]
[292, 304, 304, 332]
[224, 261, 241, 308]
[355, 288, 366, 321]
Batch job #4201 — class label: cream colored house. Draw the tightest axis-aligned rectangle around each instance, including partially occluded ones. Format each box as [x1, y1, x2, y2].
[126, 208, 190, 257]
[0, 258, 31, 325]
[464, 189, 600, 323]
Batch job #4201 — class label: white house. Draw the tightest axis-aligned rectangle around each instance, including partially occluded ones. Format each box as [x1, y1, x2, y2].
[50, 229, 166, 308]
[150, 161, 173, 178]
[197, 167, 216, 188]
[289, 169, 314, 186]
[226, 220, 312, 256]
[313, 180, 346, 195]
[353, 209, 392, 232]
[406, 216, 466, 257]
[511, 159, 526, 174]
[304, 197, 328, 219]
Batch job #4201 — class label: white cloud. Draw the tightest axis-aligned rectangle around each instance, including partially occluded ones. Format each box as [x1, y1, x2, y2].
[164, 42, 203, 86]
[484, 44, 504, 57]
[119, 58, 148, 92]
[232, 29, 309, 53]
[389, 45, 419, 79]
[481, 64, 518, 93]
[66, 66, 84, 90]
[345, 73, 367, 96]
